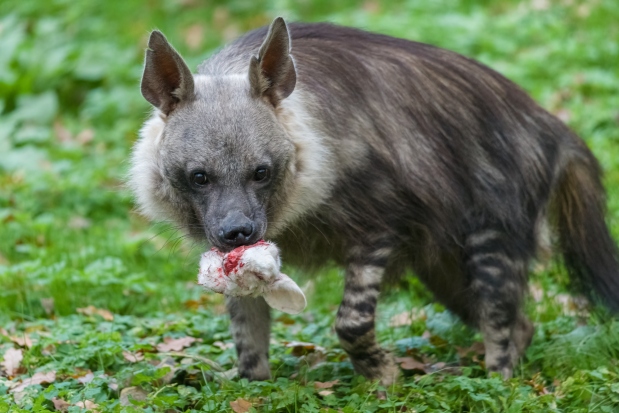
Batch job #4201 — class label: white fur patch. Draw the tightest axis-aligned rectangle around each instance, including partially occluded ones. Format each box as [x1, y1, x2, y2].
[127, 112, 171, 221]
[197, 241, 307, 314]
[268, 89, 337, 235]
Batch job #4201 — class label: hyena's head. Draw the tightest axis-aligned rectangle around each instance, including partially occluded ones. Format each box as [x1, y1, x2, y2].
[129, 18, 297, 251]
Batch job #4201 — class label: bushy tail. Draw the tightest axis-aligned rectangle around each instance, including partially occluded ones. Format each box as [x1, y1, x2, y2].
[554, 154, 619, 312]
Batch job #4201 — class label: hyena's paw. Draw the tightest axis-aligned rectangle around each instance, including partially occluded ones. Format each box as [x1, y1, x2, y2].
[350, 350, 400, 387]
[485, 316, 534, 379]
[512, 316, 534, 356]
[238, 353, 271, 381]
[484, 339, 520, 379]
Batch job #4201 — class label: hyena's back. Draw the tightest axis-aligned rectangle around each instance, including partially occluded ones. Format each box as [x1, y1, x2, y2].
[201, 23, 579, 270]
[182, 21, 619, 380]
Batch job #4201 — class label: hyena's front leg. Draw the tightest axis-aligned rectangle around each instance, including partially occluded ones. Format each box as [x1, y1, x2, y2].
[226, 296, 271, 380]
[335, 248, 398, 386]
[465, 229, 534, 379]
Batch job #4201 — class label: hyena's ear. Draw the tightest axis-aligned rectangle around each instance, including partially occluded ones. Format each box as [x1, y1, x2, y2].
[141, 31, 195, 115]
[249, 17, 296, 106]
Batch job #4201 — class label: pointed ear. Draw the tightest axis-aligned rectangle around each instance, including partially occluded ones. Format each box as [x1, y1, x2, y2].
[141, 31, 195, 115]
[249, 17, 296, 106]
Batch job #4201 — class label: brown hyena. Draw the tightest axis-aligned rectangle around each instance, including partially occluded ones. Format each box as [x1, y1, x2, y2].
[128, 18, 619, 384]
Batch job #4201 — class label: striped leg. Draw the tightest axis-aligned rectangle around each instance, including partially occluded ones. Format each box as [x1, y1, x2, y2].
[226, 296, 271, 380]
[335, 247, 398, 386]
[465, 229, 533, 379]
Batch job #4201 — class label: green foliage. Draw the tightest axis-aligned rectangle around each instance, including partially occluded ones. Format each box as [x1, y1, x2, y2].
[1, 0, 619, 411]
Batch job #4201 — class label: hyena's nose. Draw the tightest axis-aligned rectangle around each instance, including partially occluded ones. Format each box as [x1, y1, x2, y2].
[220, 220, 255, 247]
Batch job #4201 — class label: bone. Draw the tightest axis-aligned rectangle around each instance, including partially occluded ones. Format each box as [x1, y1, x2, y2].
[197, 241, 307, 314]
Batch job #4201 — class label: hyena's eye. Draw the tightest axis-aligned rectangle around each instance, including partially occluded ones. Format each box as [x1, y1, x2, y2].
[193, 172, 209, 185]
[253, 167, 270, 182]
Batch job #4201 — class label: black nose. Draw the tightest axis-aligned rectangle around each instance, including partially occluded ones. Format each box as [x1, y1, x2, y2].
[219, 221, 254, 247]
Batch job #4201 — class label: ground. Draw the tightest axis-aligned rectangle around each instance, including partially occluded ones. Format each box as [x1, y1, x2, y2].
[1, 0, 619, 412]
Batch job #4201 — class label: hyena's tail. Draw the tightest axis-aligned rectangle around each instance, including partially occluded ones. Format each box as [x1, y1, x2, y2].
[554, 150, 619, 312]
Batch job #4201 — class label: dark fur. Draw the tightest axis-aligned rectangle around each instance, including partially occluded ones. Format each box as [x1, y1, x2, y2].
[131, 19, 619, 383]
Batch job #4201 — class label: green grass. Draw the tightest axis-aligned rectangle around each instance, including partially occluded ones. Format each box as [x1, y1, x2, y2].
[1, 0, 619, 411]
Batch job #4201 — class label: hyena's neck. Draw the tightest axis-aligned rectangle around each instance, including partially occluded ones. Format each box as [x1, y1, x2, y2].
[266, 88, 338, 236]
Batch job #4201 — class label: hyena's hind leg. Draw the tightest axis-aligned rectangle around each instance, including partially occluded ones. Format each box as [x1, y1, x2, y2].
[464, 228, 535, 379]
[226, 296, 271, 380]
[335, 243, 399, 386]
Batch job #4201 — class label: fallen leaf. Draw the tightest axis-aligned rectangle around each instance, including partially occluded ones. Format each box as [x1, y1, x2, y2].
[230, 398, 252, 413]
[531, 0, 550, 11]
[183, 299, 201, 310]
[52, 398, 70, 412]
[318, 390, 334, 396]
[68, 216, 91, 230]
[123, 351, 144, 363]
[184, 24, 204, 50]
[390, 309, 426, 327]
[156, 336, 197, 352]
[77, 305, 114, 321]
[389, 311, 412, 327]
[456, 342, 485, 358]
[395, 357, 428, 373]
[53, 120, 72, 143]
[75, 129, 94, 145]
[42, 344, 56, 356]
[76, 400, 98, 411]
[40, 297, 55, 315]
[10, 371, 56, 393]
[215, 367, 238, 381]
[212, 341, 234, 350]
[314, 380, 339, 389]
[529, 283, 544, 303]
[77, 371, 95, 384]
[362, 0, 380, 14]
[285, 341, 325, 357]
[275, 314, 296, 325]
[1, 348, 23, 376]
[120, 386, 148, 406]
[9, 333, 33, 349]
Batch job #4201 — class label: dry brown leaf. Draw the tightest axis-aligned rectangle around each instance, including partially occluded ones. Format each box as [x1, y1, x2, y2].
[314, 380, 339, 389]
[68, 216, 92, 230]
[389, 312, 412, 327]
[456, 342, 485, 358]
[2, 348, 23, 376]
[123, 351, 144, 363]
[53, 120, 72, 143]
[120, 386, 148, 406]
[10, 371, 56, 393]
[10, 333, 33, 349]
[77, 305, 114, 321]
[76, 400, 99, 411]
[395, 357, 428, 373]
[230, 398, 252, 413]
[529, 283, 544, 303]
[285, 341, 325, 357]
[76, 129, 94, 145]
[389, 309, 426, 327]
[40, 297, 55, 315]
[184, 24, 204, 50]
[156, 336, 197, 352]
[318, 390, 334, 397]
[52, 398, 70, 412]
[77, 372, 95, 384]
[42, 344, 56, 356]
[275, 314, 296, 325]
[212, 341, 234, 350]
